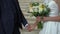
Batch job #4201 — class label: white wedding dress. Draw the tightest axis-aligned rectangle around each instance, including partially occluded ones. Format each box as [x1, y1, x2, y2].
[39, 1, 60, 34]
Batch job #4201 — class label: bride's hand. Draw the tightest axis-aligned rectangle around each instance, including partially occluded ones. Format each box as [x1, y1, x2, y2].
[32, 16, 42, 30]
[30, 24, 36, 30]
[31, 22, 38, 30]
[29, 16, 43, 31]
[36, 16, 42, 22]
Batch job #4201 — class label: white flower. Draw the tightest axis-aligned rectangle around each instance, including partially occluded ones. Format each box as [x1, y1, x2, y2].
[32, 6, 39, 12]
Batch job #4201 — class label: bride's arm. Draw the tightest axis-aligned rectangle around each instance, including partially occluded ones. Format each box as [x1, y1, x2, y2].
[43, 16, 60, 22]
[32, 16, 42, 29]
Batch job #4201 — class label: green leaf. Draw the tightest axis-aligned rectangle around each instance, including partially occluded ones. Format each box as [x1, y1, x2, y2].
[32, 2, 39, 6]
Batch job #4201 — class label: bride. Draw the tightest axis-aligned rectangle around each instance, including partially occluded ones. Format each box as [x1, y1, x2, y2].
[31, 0, 60, 34]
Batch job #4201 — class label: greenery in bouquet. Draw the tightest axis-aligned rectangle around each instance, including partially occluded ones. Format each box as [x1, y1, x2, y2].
[29, 2, 50, 29]
[32, 2, 39, 6]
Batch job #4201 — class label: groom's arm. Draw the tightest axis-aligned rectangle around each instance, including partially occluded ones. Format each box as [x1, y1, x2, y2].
[19, 8, 28, 26]
[16, 1, 32, 31]
[16, 1, 28, 26]
[19, 8, 33, 31]
[19, 10, 32, 31]
[18, 7, 31, 29]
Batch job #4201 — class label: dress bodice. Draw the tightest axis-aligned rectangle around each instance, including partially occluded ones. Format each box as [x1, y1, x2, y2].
[48, 1, 59, 17]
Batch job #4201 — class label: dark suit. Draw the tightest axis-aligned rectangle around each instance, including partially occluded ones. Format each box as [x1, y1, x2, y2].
[0, 0, 27, 34]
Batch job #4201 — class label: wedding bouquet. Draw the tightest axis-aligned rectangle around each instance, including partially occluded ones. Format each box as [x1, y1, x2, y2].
[29, 2, 50, 29]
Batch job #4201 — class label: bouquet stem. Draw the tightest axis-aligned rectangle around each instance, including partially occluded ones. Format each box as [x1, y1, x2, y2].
[37, 21, 43, 29]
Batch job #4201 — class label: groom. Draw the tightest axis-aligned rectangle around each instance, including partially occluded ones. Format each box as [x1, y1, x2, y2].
[0, 0, 32, 34]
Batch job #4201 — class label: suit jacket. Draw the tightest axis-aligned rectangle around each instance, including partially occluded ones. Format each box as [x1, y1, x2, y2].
[0, 0, 27, 34]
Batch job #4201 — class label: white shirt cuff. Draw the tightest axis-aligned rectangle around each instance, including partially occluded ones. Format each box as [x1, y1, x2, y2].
[25, 24, 29, 29]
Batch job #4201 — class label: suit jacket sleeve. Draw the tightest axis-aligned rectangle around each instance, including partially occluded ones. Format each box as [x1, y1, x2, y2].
[19, 9, 28, 26]
[16, 0, 28, 26]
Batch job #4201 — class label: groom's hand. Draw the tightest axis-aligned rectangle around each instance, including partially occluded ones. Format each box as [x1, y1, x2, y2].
[25, 24, 33, 32]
